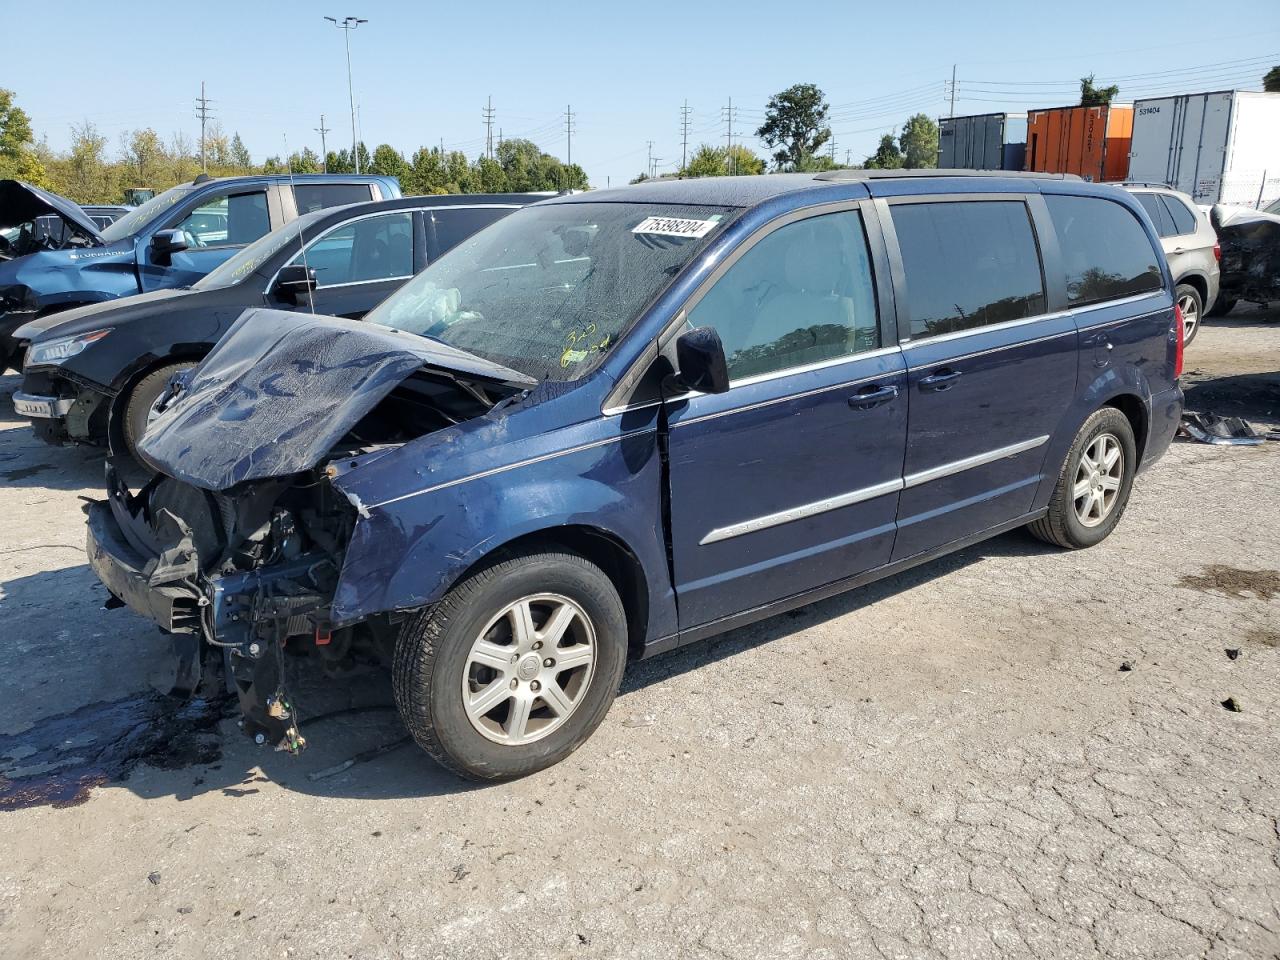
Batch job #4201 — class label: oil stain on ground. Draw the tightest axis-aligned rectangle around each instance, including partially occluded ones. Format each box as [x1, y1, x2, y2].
[0, 693, 231, 811]
[0, 463, 51, 482]
[1178, 564, 1280, 601]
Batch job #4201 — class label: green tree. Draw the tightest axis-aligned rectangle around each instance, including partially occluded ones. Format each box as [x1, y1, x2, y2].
[370, 143, 408, 181]
[756, 83, 832, 171]
[680, 143, 765, 178]
[262, 155, 284, 174]
[404, 146, 447, 194]
[475, 154, 509, 192]
[0, 88, 49, 187]
[1264, 66, 1280, 93]
[60, 122, 112, 201]
[287, 147, 323, 174]
[864, 133, 904, 169]
[898, 113, 939, 169]
[229, 132, 252, 170]
[120, 128, 166, 185]
[1080, 74, 1120, 106]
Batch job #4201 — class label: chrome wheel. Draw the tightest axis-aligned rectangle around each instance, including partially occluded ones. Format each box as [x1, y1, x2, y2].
[461, 593, 597, 746]
[1073, 433, 1123, 528]
[1178, 291, 1199, 342]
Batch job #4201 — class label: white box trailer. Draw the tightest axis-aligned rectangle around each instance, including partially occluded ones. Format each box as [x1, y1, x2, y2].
[1128, 90, 1280, 207]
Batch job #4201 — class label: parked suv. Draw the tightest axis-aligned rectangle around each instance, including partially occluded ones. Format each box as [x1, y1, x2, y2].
[0, 174, 401, 370]
[1122, 183, 1219, 343]
[12, 193, 546, 462]
[85, 171, 1184, 779]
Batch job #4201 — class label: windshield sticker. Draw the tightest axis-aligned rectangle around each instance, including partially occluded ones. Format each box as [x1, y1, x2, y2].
[632, 216, 719, 239]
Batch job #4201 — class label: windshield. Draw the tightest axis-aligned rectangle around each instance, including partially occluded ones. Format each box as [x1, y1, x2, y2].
[195, 210, 326, 290]
[99, 184, 198, 242]
[365, 201, 735, 381]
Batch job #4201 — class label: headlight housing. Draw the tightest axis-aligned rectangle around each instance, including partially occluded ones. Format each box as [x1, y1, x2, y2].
[26, 328, 112, 367]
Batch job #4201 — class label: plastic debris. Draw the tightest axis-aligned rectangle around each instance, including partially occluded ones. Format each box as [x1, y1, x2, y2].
[1179, 412, 1265, 446]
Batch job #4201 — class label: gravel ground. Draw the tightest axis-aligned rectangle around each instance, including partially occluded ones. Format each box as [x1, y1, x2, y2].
[1, 307, 1278, 960]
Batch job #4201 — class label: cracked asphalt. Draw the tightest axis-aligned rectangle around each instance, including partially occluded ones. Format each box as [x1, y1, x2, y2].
[1, 308, 1278, 960]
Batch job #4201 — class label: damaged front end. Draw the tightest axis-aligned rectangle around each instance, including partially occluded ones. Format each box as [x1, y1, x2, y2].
[85, 308, 534, 751]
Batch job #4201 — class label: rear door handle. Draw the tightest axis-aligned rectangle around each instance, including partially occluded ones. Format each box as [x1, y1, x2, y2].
[919, 368, 962, 392]
[848, 384, 898, 409]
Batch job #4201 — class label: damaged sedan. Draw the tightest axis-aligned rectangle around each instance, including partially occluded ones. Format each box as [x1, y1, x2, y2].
[86, 173, 1184, 779]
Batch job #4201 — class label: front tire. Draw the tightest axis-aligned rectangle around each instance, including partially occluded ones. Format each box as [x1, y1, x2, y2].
[393, 550, 628, 780]
[1175, 283, 1203, 346]
[1028, 408, 1136, 549]
[121, 362, 194, 466]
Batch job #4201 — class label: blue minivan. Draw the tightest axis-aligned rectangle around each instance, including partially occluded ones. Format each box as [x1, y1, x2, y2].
[0, 174, 400, 369]
[85, 171, 1184, 779]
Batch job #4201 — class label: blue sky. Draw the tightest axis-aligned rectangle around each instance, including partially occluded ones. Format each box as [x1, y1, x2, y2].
[6, 0, 1279, 188]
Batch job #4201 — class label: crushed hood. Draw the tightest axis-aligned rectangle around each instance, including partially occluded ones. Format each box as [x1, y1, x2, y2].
[0, 179, 104, 243]
[137, 308, 535, 491]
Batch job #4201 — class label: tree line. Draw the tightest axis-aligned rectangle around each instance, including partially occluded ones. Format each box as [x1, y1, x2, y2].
[0, 88, 587, 204]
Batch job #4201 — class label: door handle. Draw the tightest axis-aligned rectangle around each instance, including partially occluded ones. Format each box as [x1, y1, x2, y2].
[848, 384, 898, 409]
[919, 368, 962, 392]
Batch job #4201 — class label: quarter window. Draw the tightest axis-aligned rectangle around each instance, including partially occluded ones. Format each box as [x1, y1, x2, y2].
[172, 191, 270, 247]
[430, 208, 514, 259]
[892, 200, 1046, 340]
[293, 182, 374, 213]
[1160, 194, 1198, 236]
[288, 212, 413, 286]
[685, 210, 879, 380]
[1134, 192, 1175, 237]
[1045, 195, 1163, 306]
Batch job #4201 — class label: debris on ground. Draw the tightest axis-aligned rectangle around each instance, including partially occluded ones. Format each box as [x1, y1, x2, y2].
[147, 872, 161, 885]
[1225, 648, 1241, 660]
[1119, 660, 1134, 672]
[1179, 411, 1266, 446]
[1221, 697, 1243, 713]
[1177, 564, 1280, 601]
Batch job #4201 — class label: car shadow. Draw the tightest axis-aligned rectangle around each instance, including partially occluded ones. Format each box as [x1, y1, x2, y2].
[0, 529, 1053, 808]
[1182, 371, 1280, 424]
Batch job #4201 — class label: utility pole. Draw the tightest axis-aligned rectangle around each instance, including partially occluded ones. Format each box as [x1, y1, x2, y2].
[195, 82, 214, 173]
[949, 64, 957, 118]
[845, 148, 852, 167]
[680, 99, 691, 172]
[722, 97, 738, 175]
[483, 96, 495, 159]
[646, 140, 653, 179]
[325, 15, 368, 173]
[829, 137, 837, 163]
[315, 115, 332, 171]
[564, 104, 575, 166]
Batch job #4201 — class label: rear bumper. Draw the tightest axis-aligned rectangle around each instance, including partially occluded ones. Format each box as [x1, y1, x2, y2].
[1141, 384, 1184, 472]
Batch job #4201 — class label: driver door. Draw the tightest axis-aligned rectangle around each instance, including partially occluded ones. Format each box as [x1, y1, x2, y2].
[138, 188, 273, 291]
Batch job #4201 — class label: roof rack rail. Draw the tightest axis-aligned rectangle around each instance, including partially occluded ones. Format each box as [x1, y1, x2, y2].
[1118, 180, 1173, 189]
[812, 168, 1082, 182]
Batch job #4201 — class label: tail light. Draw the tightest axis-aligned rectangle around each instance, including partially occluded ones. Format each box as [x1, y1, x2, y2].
[1173, 303, 1185, 379]
[1213, 241, 1221, 262]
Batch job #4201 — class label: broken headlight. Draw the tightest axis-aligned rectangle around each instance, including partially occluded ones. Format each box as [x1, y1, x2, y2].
[26, 328, 112, 366]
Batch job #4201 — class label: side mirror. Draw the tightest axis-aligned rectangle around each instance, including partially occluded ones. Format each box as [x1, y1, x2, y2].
[272, 264, 318, 302]
[150, 229, 189, 265]
[672, 326, 730, 395]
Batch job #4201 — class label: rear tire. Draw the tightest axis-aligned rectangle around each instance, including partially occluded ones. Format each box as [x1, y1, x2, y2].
[121, 362, 194, 468]
[1028, 408, 1136, 550]
[1175, 283, 1203, 346]
[393, 550, 628, 781]
[1206, 296, 1236, 318]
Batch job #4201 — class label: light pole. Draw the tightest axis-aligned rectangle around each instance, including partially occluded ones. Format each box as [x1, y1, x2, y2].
[324, 15, 367, 174]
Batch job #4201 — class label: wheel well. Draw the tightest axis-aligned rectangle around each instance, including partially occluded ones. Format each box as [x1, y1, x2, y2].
[1105, 394, 1148, 467]
[463, 526, 650, 660]
[1175, 274, 1207, 304]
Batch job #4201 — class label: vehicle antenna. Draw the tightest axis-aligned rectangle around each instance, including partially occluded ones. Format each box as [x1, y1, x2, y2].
[283, 135, 316, 314]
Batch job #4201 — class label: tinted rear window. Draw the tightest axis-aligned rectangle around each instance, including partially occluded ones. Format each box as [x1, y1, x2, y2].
[1045, 195, 1163, 306]
[1134, 192, 1174, 237]
[293, 182, 373, 213]
[1160, 195, 1198, 236]
[429, 207, 513, 259]
[892, 200, 1046, 340]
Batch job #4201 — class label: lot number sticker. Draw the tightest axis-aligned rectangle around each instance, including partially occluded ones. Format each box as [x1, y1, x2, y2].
[632, 216, 719, 239]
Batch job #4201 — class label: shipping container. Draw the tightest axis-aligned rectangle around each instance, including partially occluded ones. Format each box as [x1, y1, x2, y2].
[1127, 90, 1280, 207]
[938, 113, 1027, 170]
[1024, 104, 1133, 182]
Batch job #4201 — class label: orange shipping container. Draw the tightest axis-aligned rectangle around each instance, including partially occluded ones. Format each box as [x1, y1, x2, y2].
[1024, 104, 1132, 182]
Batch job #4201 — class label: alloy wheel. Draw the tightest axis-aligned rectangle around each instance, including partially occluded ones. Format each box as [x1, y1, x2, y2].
[1178, 292, 1199, 342]
[1073, 433, 1123, 528]
[461, 594, 597, 745]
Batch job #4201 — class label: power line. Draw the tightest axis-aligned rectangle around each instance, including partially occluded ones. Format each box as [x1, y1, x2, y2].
[963, 52, 1278, 86]
[680, 99, 692, 172]
[483, 96, 496, 159]
[315, 115, 331, 171]
[195, 81, 214, 173]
